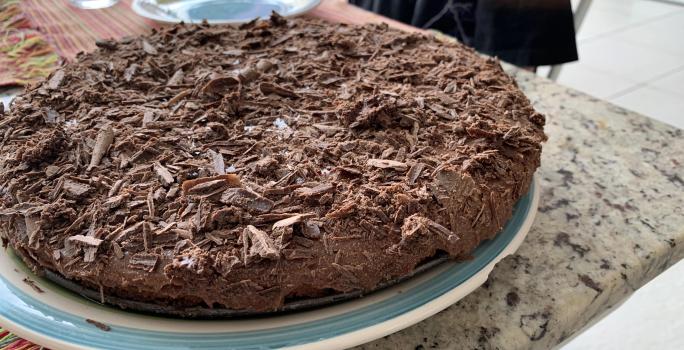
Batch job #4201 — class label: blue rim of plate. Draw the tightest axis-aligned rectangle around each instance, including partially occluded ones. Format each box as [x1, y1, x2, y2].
[0, 177, 537, 350]
[131, 0, 323, 25]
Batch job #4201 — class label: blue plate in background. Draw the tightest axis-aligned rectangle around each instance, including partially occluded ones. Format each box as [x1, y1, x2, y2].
[132, 0, 321, 24]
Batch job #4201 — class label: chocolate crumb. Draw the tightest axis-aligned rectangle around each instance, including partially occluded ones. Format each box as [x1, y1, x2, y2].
[86, 319, 111, 331]
[367, 158, 408, 171]
[23, 277, 44, 293]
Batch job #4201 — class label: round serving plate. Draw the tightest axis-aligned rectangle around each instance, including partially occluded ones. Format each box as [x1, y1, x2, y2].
[0, 177, 539, 350]
[131, 0, 322, 24]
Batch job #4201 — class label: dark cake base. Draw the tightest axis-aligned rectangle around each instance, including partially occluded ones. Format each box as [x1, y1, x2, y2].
[41, 253, 448, 318]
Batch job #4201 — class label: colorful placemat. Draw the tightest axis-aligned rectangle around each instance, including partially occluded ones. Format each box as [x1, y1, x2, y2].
[0, 327, 43, 350]
[20, 0, 159, 59]
[0, 0, 58, 87]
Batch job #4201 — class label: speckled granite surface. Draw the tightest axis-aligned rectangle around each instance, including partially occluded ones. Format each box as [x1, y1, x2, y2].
[354, 67, 684, 350]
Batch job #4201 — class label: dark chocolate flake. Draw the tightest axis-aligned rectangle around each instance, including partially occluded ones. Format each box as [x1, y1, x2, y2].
[367, 158, 408, 171]
[87, 124, 114, 172]
[47, 69, 65, 90]
[244, 225, 279, 263]
[141, 39, 158, 55]
[123, 64, 138, 82]
[302, 221, 322, 239]
[294, 183, 335, 198]
[406, 163, 425, 185]
[63, 179, 91, 197]
[68, 235, 103, 247]
[259, 82, 299, 98]
[23, 277, 44, 293]
[221, 188, 274, 214]
[154, 162, 175, 186]
[182, 174, 241, 194]
[202, 76, 240, 97]
[167, 69, 185, 86]
[95, 39, 118, 50]
[272, 213, 314, 229]
[86, 319, 111, 331]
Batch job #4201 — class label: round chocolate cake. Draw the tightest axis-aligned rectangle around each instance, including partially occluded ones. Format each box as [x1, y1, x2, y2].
[0, 14, 545, 313]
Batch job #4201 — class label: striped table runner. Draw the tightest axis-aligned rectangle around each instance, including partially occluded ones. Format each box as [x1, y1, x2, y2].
[0, 0, 58, 86]
[0, 327, 43, 350]
[19, 0, 159, 60]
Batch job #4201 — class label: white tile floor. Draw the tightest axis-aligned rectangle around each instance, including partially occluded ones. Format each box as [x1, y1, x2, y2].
[563, 262, 684, 350]
[555, 0, 684, 130]
[553, 0, 684, 349]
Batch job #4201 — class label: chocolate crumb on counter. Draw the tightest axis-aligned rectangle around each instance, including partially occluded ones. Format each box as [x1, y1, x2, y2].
[0, 13, 544, 312]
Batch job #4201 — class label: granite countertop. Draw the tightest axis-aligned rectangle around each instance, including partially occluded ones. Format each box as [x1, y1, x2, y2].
[354, 67, 684, 349]
[1, 67, 682, 350]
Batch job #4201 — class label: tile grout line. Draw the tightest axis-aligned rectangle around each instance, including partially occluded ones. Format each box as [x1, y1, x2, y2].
[643, 64, 684, 84]
[606, 64, 684, 100]
[606, 82, 649, 101]
[577, 9, 684, 45]
[646, 0, 684, 7]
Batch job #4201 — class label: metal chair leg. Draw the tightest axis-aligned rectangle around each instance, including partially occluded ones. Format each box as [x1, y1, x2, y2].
[547, 0, 594, 81]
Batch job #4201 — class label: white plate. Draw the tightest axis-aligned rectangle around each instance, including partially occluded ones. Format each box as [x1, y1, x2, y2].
[0, 178, 539, 350]
[131, 0, 321, 24]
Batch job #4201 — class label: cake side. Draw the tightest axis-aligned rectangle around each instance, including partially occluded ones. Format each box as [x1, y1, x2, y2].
[0, 15, 545, 312]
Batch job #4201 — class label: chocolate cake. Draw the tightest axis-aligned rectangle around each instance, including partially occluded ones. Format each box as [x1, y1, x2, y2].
[0, 14, 546, 313]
